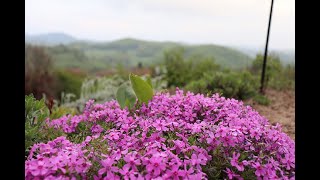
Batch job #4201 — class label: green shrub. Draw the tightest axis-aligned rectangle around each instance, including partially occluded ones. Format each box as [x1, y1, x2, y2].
[25, 95, 50, 150]
[55, 69, 86, 99]
[185, 71, 258, 100]
[250, 53, 294, 90]
[164, 47, 220, 88]
[164, 47, 191, 87]
[25, 94, 67, 156]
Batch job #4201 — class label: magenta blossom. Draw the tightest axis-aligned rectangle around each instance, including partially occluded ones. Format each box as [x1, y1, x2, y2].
[146, 156, 166, 176]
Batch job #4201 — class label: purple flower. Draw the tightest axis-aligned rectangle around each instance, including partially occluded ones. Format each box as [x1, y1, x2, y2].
[252, 162, 266, 177]
[123, 153, 141, 171]
[281, 154, 295, 170]
[98, 158, 118, 176]
[190, 153, 207, 168]
[119, 166, 134, 180]
[165, 165, 184, 180]
[25, 89, 295, 179]
[224, 168, 243, 180]
[28, 160, 49, 176]
[146, 156, 166, 176]
[215, 126, 228, 138]
[230, 152, 245, 171]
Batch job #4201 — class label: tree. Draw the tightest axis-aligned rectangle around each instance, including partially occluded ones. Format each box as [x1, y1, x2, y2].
[250, 53, 282, 88]
[25, 45, 57, 100]
[164, 47, 190, 87]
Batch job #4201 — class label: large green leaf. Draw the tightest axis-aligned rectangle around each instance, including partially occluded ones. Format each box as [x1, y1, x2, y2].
[116, 83, 136, 109]
[146, 75, 153, 88]
[129, 73, 154, 104]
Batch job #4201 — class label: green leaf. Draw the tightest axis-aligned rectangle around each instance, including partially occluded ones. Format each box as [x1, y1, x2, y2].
[116, 83, 136, 109]
[129, 73, 154, 104]
[146, 75, 153, 88]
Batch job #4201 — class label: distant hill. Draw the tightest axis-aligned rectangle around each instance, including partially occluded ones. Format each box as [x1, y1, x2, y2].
[25, 33, 77, 46]
[233, 46, 295, 66]
[25, 33, 255, 71]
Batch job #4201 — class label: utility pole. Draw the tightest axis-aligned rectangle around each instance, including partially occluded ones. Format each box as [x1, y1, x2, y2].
[260, 0, 274, 94]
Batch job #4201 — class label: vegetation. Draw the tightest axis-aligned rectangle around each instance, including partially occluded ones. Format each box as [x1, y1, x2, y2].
[25, 37, 295, 179]
[26, 38, 253, 72]
[25, 94, 76, 156]
[25, 45, 58, 99]
[25, 75, 295, 179]
[249, 54, 294, 90]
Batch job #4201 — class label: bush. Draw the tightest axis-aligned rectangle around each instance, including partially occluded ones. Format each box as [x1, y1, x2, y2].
[25, 95, 64, 156]
[250, 53, 295, 90]
[25, 89, 295, 179]
[25, 94, 76, 156]
[25, 45, 58, 99]
[55, 69, 86, 99]
[164, 47, 191, 87]
[186, 71, 258, 100]
[164, 47, 220, 88]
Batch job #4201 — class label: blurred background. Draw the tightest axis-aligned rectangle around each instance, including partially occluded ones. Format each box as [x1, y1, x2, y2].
[25, 0, 295, 137]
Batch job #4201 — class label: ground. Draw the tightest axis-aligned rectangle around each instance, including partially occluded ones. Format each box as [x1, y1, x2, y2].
[244, 89, 295, 140]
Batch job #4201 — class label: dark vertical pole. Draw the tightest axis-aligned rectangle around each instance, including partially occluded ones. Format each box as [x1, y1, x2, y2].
[260, 0, 274, 94]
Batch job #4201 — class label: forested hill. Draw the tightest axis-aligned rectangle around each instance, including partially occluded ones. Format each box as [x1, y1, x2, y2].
[26, 34, 254, 70]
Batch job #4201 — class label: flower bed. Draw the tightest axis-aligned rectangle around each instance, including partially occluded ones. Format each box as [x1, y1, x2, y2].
[25, 89, 295, 179]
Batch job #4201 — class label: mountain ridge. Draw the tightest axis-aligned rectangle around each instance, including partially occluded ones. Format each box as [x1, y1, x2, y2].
[25, 33, 294, 71]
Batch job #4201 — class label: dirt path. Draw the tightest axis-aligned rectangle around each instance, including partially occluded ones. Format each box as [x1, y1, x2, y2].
[244, 89, 295, 140]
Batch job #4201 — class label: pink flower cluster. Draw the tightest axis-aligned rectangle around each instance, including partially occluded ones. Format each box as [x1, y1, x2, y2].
[25, 136, 92, 179]
[26, 89, 295, 179]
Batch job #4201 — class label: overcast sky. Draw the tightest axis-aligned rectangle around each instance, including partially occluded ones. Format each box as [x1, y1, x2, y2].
[25, 0, 295, 50]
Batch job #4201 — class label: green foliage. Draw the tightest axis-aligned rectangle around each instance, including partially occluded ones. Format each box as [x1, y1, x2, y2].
[250, 54, 294, 90]
[250, 54, 282, 86]
[25, 95, 63, 155]
[30, 37, 252, 73]
[164, 48, 263, 100]
[253, 94, 271, 106]
[116, 83, 136, 109]
[185, 71, 258, 100]
[55, 69, 85, 99]
[268, 64, 295, 90]
[189, 56, 220, 80]
[129, 73, 154, 104]
[60, 75, 125, 111]
[145, 75, 153, 88]
[25, 94, 49, 125]
[164, 47, 220, 88]
[164, 47, 190, 87]
[49, 106, 77, 119]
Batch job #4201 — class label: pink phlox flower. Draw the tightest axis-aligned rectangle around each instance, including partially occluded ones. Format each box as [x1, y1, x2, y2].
[119, 165, 135, 180]
[206, 132, 215, 144]
[166, 164, 184, 180]
[130, 173, 145, 180]
[224, 168, 243, 180]
[146, 156, 166, 176]
[98, 157, 118, 176]
[215, 126, 228, 138]
[183, 110, 197, 122]
[230, 152, 245, 171]
[190, 153, 207, 167]
[250, 129, 261, 140]
[188, 172, 203, 180]
[281, 154, 295, 170]
[123, 152, 141, 171]
[252, 162, 266, 177]
[28, 160, 49, 177]
[91, 124, 104, 134]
